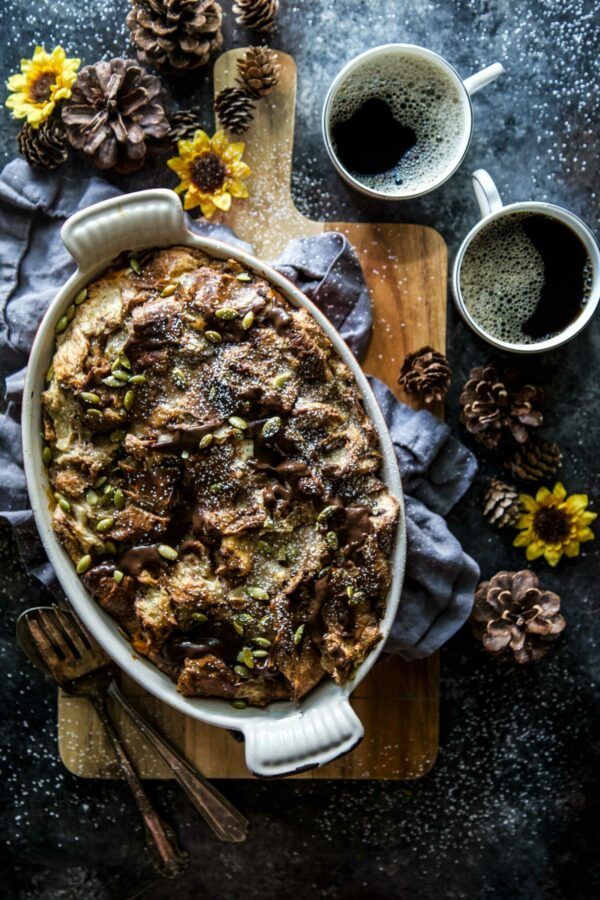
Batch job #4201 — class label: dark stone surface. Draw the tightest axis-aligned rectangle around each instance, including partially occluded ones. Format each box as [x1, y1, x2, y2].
[1, 1, 599, 898]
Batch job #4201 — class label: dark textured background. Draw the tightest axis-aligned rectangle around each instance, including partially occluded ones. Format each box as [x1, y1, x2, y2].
[1, 1, 600, 898]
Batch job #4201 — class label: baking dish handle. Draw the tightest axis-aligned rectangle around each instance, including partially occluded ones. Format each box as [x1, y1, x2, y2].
[61, 189, 188, 271]
[241, 696, 364, 778]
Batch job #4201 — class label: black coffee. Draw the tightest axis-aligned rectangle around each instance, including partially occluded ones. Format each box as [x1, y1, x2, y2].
[332, 97, 417, 176]
[460, 212, 592, 345]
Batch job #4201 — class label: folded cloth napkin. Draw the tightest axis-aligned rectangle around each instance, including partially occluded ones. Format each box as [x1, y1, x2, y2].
[0, 158, 479, 660]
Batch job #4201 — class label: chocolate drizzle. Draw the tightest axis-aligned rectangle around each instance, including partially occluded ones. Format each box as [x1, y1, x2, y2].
[118, 543, 164, 576]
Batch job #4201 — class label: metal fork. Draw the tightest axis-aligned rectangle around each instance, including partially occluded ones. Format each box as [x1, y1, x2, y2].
[17, 606, 248, 853]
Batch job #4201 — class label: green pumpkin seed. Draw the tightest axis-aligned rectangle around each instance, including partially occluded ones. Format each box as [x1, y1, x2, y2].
[317, 566, 331, 580]
[204, 330, 222, 343]
[55, 315, 68, 333]
[246, 586, 269, 601]
[112, 369, 131, 382]
[233, 620, 245, 637]
[240, 647, 255, 668]
[258, 615, 270, 631]
[286, 544, 299, 562]
[257, 540, 271, 556]
[317, 505, 338, 523]
[273, 372, 292, 389]
[237, 613, 254, 626]
[346, 586, 354, 599]
[129, 257, 142, 275]
[228, 416, 247, 430]
[96, 517, 114, 533]
[113, 569, 124, 584]
[123, 390, 135, 411]
[45, 364, 54, 383]
[66, 304, 76, 321]
[181, 450, 190, 459]
[54, 493, 71, 513]
[110, 429, 125, 442]
[326, 531, 339, 550]
[76, 555, 92, 574]
[94, 475, 107, 489]
[210, 482, 223, 493]
[348, 590, 364, 607]
[236, 272, 252, 282]
[129, 374, 146, 385]
[198, 433, 213, 449]
[80, 392, 100, 404]
[161, 283, 177, 296]
[104, 541, 117, 555]
[261, 417, 281, 439]
[192, 612, 208, 623]
[42, 446, 53, 467]
[158, 544, 178, 561]
[103, 375, 124, 388]
[112, 355, 131, 373]
[113, 488, 125, 510]
[231, 699, 247, 709]
[215, 307, 238, 320]
[86, 408, 104, 421]
[74, 288, 88, 305]
[85, 489, 99, 506]
[241, 311, 254, 330]
[234, 665, 251, 680]
[293, 624, 305, 646]
[252, 636, 271, 648]
[173, 367, 187, 388]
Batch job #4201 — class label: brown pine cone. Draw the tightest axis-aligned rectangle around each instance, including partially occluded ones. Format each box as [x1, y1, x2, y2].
[62, 59, 169, 174]
[236, 46, 280, 98]
[233, 0, 279, 32]
[214, 86, 255, 134]
[398, 346, 451, 404]
[483, 478, 521, 528]
[471, 570, 565, 663]
[459, 366, 544, 449]
[505, 437, 562, 483]
[167, 107, 204, 143]
[127, 0, 223, 74]
[18, 117, 69, 170]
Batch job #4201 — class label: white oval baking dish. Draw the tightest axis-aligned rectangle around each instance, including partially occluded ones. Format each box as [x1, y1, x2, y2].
[22, 189, 406, 778]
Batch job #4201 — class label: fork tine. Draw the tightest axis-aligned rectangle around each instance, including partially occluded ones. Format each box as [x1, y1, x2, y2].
[27, 615, 63, 673]
[38, 608, 77, 660]
[61, 607, 111, 667]
[54, 607, 88, 656]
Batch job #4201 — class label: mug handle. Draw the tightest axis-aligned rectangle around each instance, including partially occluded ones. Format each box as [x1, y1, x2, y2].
[463, 62, 505, 96]
[472, 169, 504, 218]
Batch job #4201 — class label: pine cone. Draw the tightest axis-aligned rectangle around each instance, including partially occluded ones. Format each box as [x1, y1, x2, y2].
[233, 0, 279, 32]
[127, 0, 223, 74]
[483, 478, 521, 528]
[398, 346, 451, 404]
[236, 46, 280, 98]
[167, 107, 204, 143]
[214, 86, 255, 134]
[62, 59, 170, 174]
[471, 570, 565, 663]
[459, 366, 544, 450]
[18, 117, 68, 170]
[505, 437, 562, 483]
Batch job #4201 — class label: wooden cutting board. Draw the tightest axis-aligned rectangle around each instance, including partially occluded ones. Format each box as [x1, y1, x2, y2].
[57, 51, 445, 780]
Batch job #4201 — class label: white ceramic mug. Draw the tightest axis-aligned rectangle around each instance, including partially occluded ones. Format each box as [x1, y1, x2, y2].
[452, 169, 600, 353]
[322, 44, 504, 200]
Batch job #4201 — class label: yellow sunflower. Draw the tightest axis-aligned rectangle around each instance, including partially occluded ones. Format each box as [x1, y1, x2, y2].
[6, 46, 80, 127]
[167, 129, 250, 219]
[513, 482, 597, 567]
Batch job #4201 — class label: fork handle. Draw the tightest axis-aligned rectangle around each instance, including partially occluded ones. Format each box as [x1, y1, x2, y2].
[89, 694, 188, 877]
[107, 681, 248, 843]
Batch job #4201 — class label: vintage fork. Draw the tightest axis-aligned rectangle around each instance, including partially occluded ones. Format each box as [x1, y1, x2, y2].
[17, 607, 248, 852]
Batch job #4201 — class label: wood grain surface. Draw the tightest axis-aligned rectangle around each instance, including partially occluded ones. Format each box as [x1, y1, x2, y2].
[57, 51, 446, 780]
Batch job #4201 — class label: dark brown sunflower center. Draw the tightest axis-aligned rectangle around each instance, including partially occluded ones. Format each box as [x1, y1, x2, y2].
[30, 71, 55, 103]
[190, 152, 226, 194]
[533, 506, 570, 543]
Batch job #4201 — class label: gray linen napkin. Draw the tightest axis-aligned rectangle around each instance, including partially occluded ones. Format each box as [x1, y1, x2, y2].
[0, 158, 479, 660]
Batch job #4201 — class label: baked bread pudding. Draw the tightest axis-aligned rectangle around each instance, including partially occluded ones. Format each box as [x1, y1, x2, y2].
[42, 247, 399, 707]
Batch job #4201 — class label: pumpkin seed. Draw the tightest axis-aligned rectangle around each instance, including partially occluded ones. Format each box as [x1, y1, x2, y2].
[80, 392, 100, 404]
[112, 355, 131, 372]
[215, 307, 238, 320]
[317, 505, 338, 523]
[246, 586, 269, 600]
[103, 375, 124, 388]
[256, 540, 271, 556]
[113, 488, 125, 510]
[123, 390, 135, 411]
[293, 624, 305, 646]
[54, 493, 71, 513]
[204, 330, 222, 343]
[96, 517, 114, 532]
[210, 482, 223, 493]
[348, 590, 364, 607]
[112, 369, 131, 382]
[198, 433, 213, 449]
[258, 615, 270, 631]
[317, 566, 331, 579]
[42, 446, 53, 467]
[233, 620, 245, 637]
[346, 586, 354, 599]
[76, 555, 92, 574]
[192, 612, 208, 623]
[236, 272, 252, 282]
[261, 416, 281, 439]
[252, 636, 271, 648]
[161, 283, 177, 296]
[104, 541, 117, 554]
[286, 544, 299, 562]
[240, 647, 255, 668]
[113, 569, 124, 584]
[173, 367, 187, 387]
[273, 372, 292, 389]
[181, 450, 190, 459]
[110, 429, 125, 442]
[66, 304, 76, 321]
[94, 475, 107, 488]
[74, 288, 88, 305]
[55, 315, 68, 333]
[129, 374, 146, 385]
[241, 311, 254, 330]
[228, 416, 247, 430]
[45, 364, 54, 383]
[86, 408, 104, 421]
[158, 544, 178, 561]
[252, 649, 269, 658]
[326, 531, 339, 550]
[85, 489, 99, 507]
[129, 257, 142, 275]
[234, 665, 251, 679]
[231, 699, 247, 709]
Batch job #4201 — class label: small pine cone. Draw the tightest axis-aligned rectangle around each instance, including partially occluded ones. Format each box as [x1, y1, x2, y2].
[471, 570, 565, 664]
[233, 0, 279, 32]
[504, 437, 562, 483]
[167, 108, 204, 143]
[214, 86, 255, 134]
[236, 46, 280, 98]
[459, 366, 544, 450]
[483, 478, 521, 528]
[127, 0, 223, 74]
[18, 117, 69, 170]
[398, 346, 451, 404]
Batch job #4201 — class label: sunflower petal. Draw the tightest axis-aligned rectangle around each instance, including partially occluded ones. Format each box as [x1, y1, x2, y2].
[564, 541, 580, 557]
[212, 191, 232, 211]
[228, 179, 249, 199]
[563, 494, 589, 514]
[552, 482, 567, 501]
[513, 530, 533, 547]
[516, 514, 533, 529]
[536, 487, 552, 504]
[543, 547, 563, 567]
[525, 541, 545, 560]
[576, 527, 595, 543]
[519, 493, 537, 512]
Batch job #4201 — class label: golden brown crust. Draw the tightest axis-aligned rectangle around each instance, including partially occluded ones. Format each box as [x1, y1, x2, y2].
[42, 247, 399, 707]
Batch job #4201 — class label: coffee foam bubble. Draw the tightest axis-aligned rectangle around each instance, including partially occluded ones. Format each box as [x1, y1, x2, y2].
[329, 54, 467, 194]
